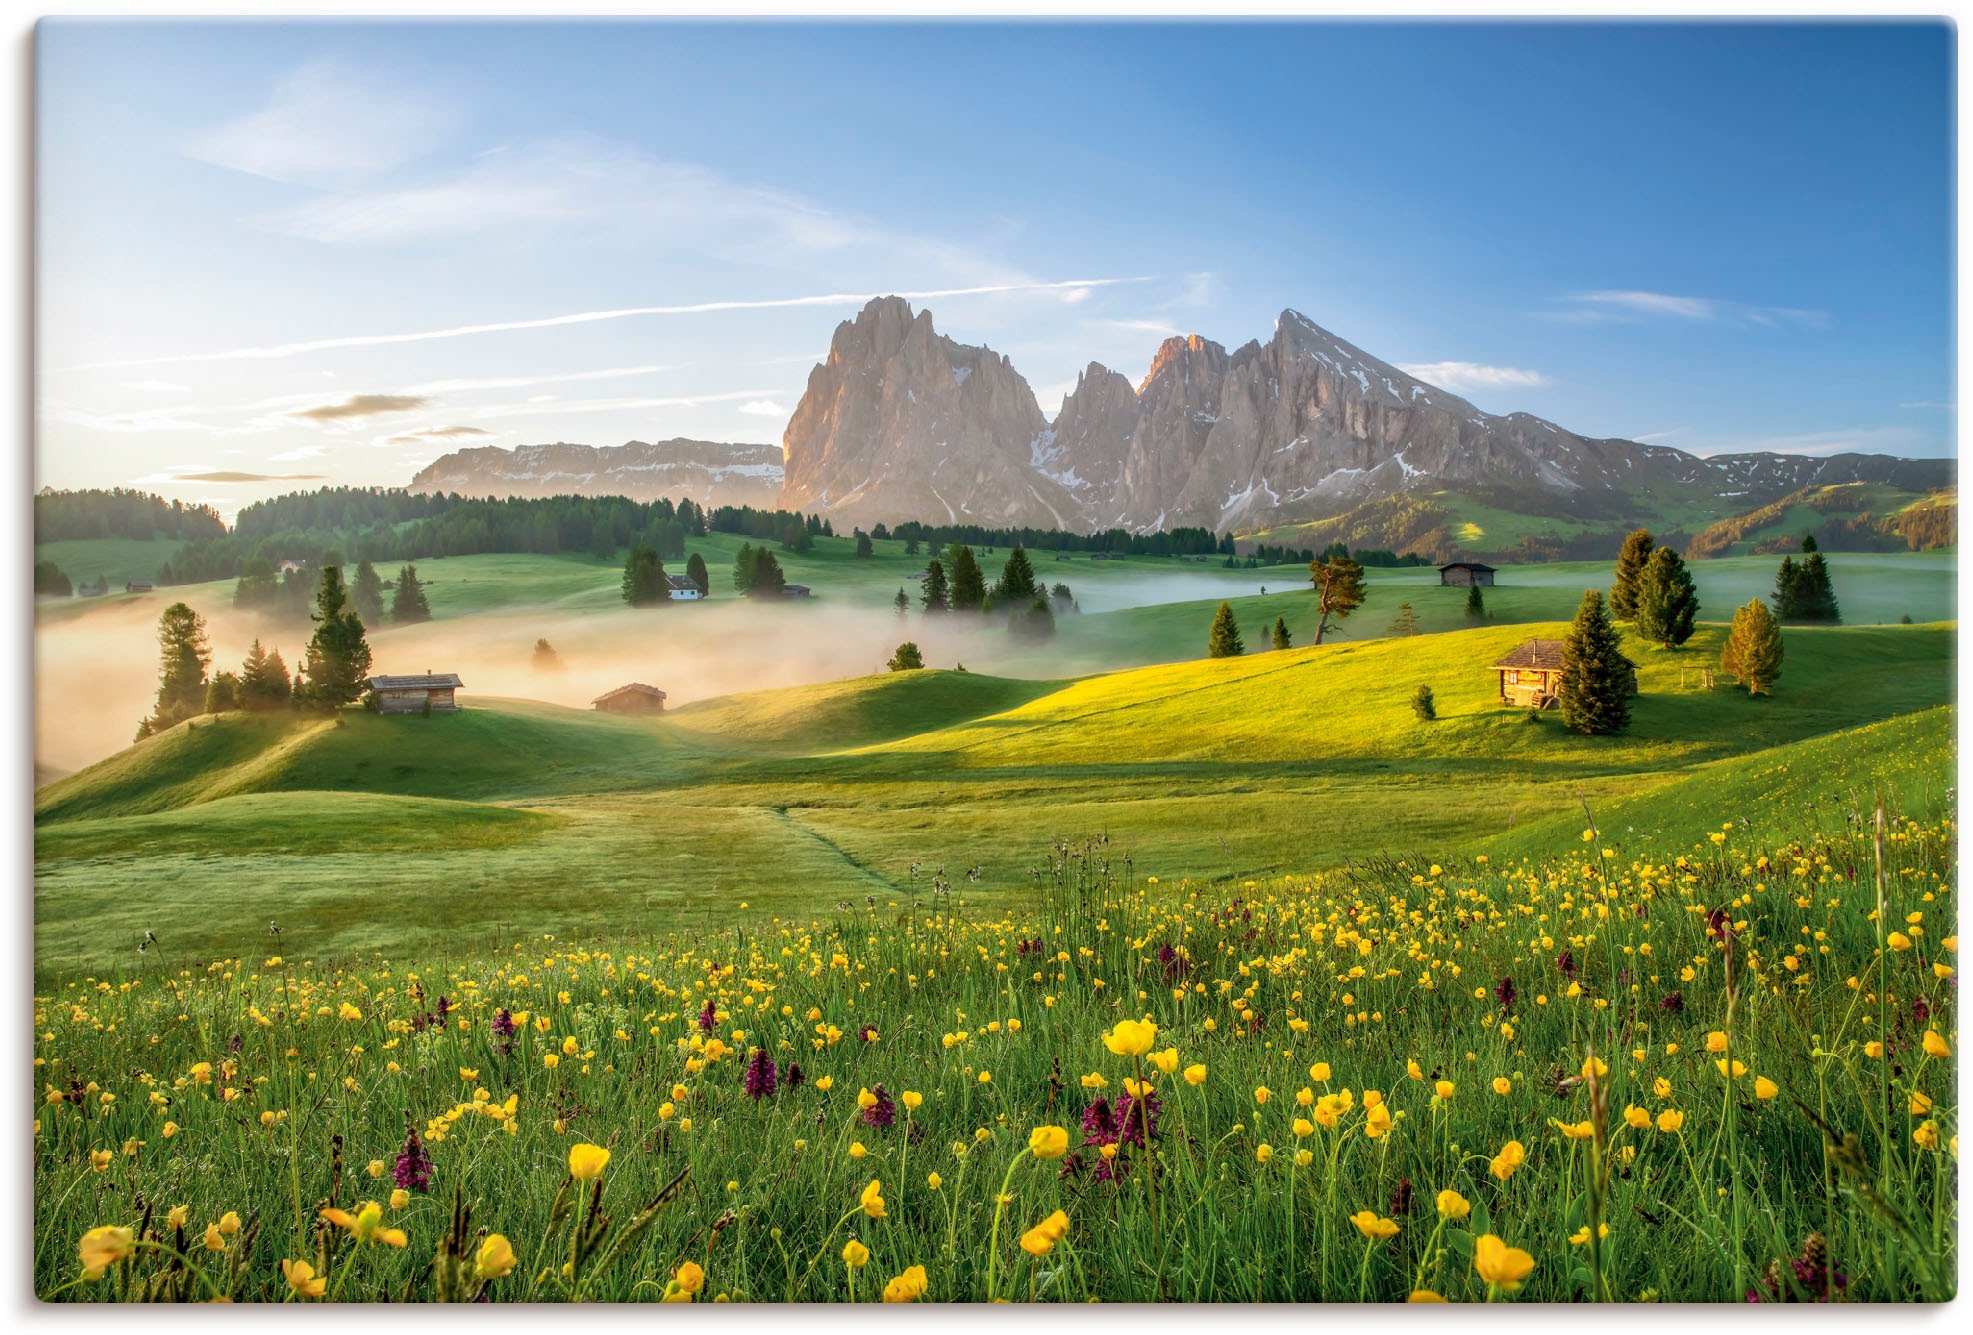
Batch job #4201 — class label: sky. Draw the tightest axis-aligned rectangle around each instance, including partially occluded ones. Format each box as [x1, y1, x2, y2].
[35, 19, 1956, 521]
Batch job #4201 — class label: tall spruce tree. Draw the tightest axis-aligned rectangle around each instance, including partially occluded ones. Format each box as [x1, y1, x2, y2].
[1796, 537, 1841, 623]
[1610, 528, 1655, 621]
[1208, 601, 1244, 658]
[1309, 553, 1367, 644]
[1272, 616, 1292, 650]
[994, 546, 1039, 606]
[920, 559, 950, 613]
[748, 547, 787, 598]
[685, 552, 710, 598]
[351, 559, 385, 627]
[1720, 598, 1785, 696]
[947, 545, 987, 612]
[1771, 554, 1803, 619]
[204, 671, 241, 713]
[893, 587, 910, 618]
[391, 565, 432, 624]
[855, 531, 874, 558]
[1013, 592, 1056, 639]
[142, 601, 211, 736]
[732, 542, 757, 595]
[1558, 590, 1635, 736]
[238, 638, 292, 710]
[1464, 582, 1486, 624]
[299, 567, 373, 710]
[621, 543, 668, 607]
[1632, 545, 1699, 649]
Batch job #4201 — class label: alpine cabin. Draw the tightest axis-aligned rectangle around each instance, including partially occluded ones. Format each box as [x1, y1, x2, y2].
[1438, 561, 1496, 587]
[368, 672, 463, 714]
[592, 683, 667, 716]
[666, 574, 703, 601]
[1491, 639, 1565, 708]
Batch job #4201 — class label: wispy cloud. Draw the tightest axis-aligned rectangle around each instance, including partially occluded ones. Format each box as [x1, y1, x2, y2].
[469, 389, 782, 422]
[1695, 424, 1928, 458]
[184, 60, 462, 188]
[50, 278, 1151, 373]
[1553, 290, 1831, 329]
[130, 467, 330, 485]
[1397, 361, 1550, 392]
[381, 425, 497, 446]
[1633, 427, 1688, 442]
[290, 394, 429, 423]
[737, 400, 788, 417]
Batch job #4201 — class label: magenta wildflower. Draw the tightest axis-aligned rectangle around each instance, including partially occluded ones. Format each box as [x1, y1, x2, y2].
[394, 1124, 433, 1192]
[743, 1046, 777, 1102]
[861, 1082, 895, 1129]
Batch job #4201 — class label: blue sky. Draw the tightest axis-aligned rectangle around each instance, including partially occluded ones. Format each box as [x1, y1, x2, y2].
[36, 19, 1954, 518]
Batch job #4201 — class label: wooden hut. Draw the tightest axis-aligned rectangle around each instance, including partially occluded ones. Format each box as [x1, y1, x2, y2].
[1491, 639, 1565, 708]
[367, 672, 463, 714]
[666, 574, 703, 601]
[1438, 561, 1496, 587]
[592, 683, 668, 716]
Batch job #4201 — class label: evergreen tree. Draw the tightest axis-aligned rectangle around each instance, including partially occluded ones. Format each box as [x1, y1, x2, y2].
[234, 556, 280, 611]
[298, 567, 373, 710]
[947, 544, 987, 612]
[1207, 601, 1244, 658]
[993, 546, 1039, 606]
[904, 536, 921, 557]
[239, 639, 293, 709]
[588, 521, 617, 560]
[1464, 583, 1486, 623]
[893, 587, 910, 618]
[887, 641, 925, 671]
[204, 670, 241, 714]
[1610, 528, 1655, 621]
[1272, 616, 1292, 650]
[142, 601, 211, 735]
[1632, 545, 1699, 649]
[391, 565, 432, 624]
[532, 638, 563, 673]
[621, 543, 668, 607]
[1558, 590, 1635, 735]
[33, 560, 72, 596]
[685, 552, 710, 598]
[855, 531, 874, 558]
[351, 559, 385, 627]
[1771, 554, 1803, 619]
[1308, 553, 1367, 644]
[920, 559, 950, 614]
[1013, 592, 1056, 640]
[748, 547, 787, 598]
[1411, 684, 1437, 721]
[732, 542, 757, 595]
[1720, 598, 1785, 696]
[1797, 544, 1841, 623]
[1051, 582, 1076, 614]
[1386, 603, 1418, 637]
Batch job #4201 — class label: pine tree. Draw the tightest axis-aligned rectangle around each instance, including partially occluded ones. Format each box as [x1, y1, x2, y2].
[893, 587, 910, 618]
[1558, 590, 1635, 735]
[1610, 528, 1655, 621]
[686, 552, 710, 598]
[1309, 554, 1367, 644]
[298, 567, 373, 710]
[143, 601, 211, 734]
[1386, 603, 1418, 637]
[588, 521, 617, 560]
[855, 531, 874, 558]
[621, 543, 668, 607]
[532, 638, 563, 673]
[1464, 583, 1486, 624]
[204, 671, 241, 713]
[887, 641, 925, 671]
[234, 557, 280, 611]
[391, 565, 432, 624]
[1013, 592, 1056, 639]
[1411, 684, 1437, 721]
[1720, 598, 1785, 695]
[948, 545, 987, 612]
[351, 559, 385, 627]
[1272, 616, 1292, 650]
[994, 546, 1039, 606]
[238, 639, 291, 710]
[1771, 554, 1803, 619]
[920, 559, 950, 614]
[748, 547, 787, 598]
[1797, 545, 1841, 623]
[1208, 601, 1244, 658]
[1632, 545, 1700, 649]
[732, 542, 757, 595]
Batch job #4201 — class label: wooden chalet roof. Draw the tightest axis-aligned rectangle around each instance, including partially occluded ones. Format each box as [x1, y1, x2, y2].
[665, 574, 700, 588]
[368, 673, 464, 690]
[592, 682, 668, 705]
[1491, 639, 1565, 671]
[1439, 560, 1497, 572]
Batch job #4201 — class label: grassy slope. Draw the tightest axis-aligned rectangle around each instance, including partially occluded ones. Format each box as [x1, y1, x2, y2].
[660, 669, 1065, 751]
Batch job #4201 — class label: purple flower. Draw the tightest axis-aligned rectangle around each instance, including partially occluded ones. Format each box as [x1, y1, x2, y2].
[1081, 1097, 1117, 1146]
[394, 1125, 433, 1192]
[861, 1082, 895, 1129]
[1659, 991, 1684, 1014]
[1495, 977, 1517, 1013]
[433, 995, 451, 1020]
[697, 999, 717, 1034]
[1115, 1087, 1160, 1147]
[783, 1061, 804, 1090]
[1556, 949, 1577, 980]
[743, 1046, 778, 1102]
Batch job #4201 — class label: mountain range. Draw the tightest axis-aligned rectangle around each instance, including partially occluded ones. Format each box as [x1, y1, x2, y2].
[410, 296, 1952, 549]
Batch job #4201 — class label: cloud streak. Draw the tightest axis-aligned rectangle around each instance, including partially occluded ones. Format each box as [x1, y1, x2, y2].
[1554, 290, 1831, 329]
[1397, 361, 1550, 392]
[291, 393, 429, 422]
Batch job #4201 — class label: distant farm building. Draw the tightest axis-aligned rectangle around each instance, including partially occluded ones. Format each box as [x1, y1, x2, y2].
[1439, 561, 1496, 587]
[277, 559, 309, 575]
[666, 574, 703, 601]
[783, 584, 812, 598]
[593, 683, 667, 715]
[124, 579, 154, 594]
[368, 672, 463, 714]
[1492, 638, 1637, 710]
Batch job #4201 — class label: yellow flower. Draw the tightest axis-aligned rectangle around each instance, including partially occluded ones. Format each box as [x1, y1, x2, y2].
[815, 1076, 835, 1092]
[1256, 1144, 1273, 1163]
[1889, 932, 1913, 952]
[1490, 1140, 1527, 1181]
[1492, 1077, 1512, 1096]
[1657, 1109, 1685, 1134]
[1434, 1080, 1455, 1100]
[883, 1264, 930, 1303]
[1569, 1223, 1611, 1246]
[1019, 1209, 1070, 1257]
[1351, 1210, 1399, 1240]
[389, 1189, 410, 1210]
[89, 1149, 112, 1172]
[78, 1225, 135, 1278]
[1623, 1104, 1650, 1130]
[1923, 1029, 1951, 1059]
[1407, 1289, 1448, 1302]
[1028, 1125, 1070, 1159]
[367, 1159, 386, 1178]
[1473, 1234, 1535, 1292]
[1436, 1189, 1470, 1220]
[1753, 1077, 1779, 1101]
[320, 1201, 407, 1248]
[860, 1178, 887, 1219]
[1365, 1103, 1393, 1139]
[1309, 1062, 1332, 1082]
[1914, 1121, 1940, 1150]
[1706, 1031, 1729, 1053]
[673, 1260, 705, 1295]
[476, 1234, 516, 1280]
[1149, 1048, 1180, 1075]
[1715, 1059, 1748, 1078]
[203, 1223, 225, 1252]
[857, 1087, 879, 1110]
[1102, 1018, 1157, 1057]
[1253, 1086, 1272, 1105]
[282, 1257, 328, 1298]
[167, 1204, 190, 1231]
[849, 1142, 868, 1159]
[926, 1173, 943, 1191]
[1653, 1077, 1672, 1100]
[1292, 1118, 1315, 1138]
[842, 1238, 871, 1269]
[1184, 1064, 1208, 1085]
[1911, 1090, 1934, 1115]
[902, 1091, 923, 1111]
[568, 1143, 610, 1180]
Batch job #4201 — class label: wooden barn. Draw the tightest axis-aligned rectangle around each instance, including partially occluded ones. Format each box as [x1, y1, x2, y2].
[666, 574, 703, 601]
[367, 672, 463, 714]
[592, 683, 667, 715]
[1439, 561, 1496, 587]
[1492, 639, 1565, 707]
[125, 579, 154, 594]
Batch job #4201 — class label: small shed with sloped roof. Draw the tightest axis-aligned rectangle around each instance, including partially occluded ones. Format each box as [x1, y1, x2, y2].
[368, 672, 463, 714]
[592, 683, 668, 716]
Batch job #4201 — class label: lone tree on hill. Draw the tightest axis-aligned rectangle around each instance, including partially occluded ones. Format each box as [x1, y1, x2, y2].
[1386, 603, 1418, 637]
[1411, 684, 1437, 721]
[855, 530, 874, 558]
[391, 565, 432, 624]
[893, 586, 910, 618]
[732, 542, 757, 595]
[238, 639, 292, 710]
[1272, 616, 1292, 650]
[1633, 545, 1699, 649]
[1610, 528, 1655, 621]
[920, 559, 950, 614]
[351, 559, 385, 627]
[1308, 553, 1366, 644]
[994, 546, 1039, 606]
[887, 641, 925, 671]
[299, 566, 373, 710]
[1208, 601, 1244, 658]
[137, 601, 212, 738]
[685, 552, 710, 598]
[947, 544, 987, 612]
[1558, 589, 1635, 736]
[532, 638, 563, 673]
[747, 546, 787, 598]
[1464, 582, 1486, 624]
[621, 543, 668, 607]
[1720, 598, 1785, 696]
[1796, 535, 1841, 623]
